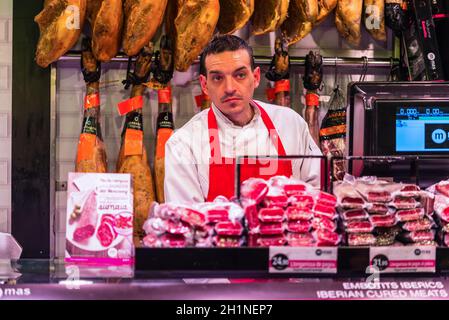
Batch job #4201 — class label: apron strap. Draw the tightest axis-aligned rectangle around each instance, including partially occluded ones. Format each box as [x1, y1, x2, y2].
[207, 101, 288, 159]
[252, 100, 288, 156]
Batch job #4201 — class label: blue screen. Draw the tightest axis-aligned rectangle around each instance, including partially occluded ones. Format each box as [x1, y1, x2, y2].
[396, 106, 449, 152]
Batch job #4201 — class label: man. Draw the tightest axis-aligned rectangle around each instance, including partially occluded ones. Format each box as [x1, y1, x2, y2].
[164, 35, 322, 204]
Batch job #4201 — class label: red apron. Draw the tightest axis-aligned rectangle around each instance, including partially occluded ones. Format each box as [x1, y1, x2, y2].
[206, 100, 293, 201]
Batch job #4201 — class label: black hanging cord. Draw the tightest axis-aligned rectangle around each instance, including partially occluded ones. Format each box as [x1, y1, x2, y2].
[80, 37, 101, 83]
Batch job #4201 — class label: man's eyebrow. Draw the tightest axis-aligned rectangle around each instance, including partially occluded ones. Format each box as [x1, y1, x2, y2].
[208, 66, 248, 75]
[233, 66, 248, 73]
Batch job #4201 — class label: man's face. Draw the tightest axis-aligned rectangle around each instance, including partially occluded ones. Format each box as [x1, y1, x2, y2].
[199, 49, 261, 119]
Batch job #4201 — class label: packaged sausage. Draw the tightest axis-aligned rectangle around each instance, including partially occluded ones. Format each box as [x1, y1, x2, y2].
[390, 196, 420, 210]
[313, 203, 337, 220]
[213, 236, 244, 248]
[214, 221, 244, 237]
[315, 229, 340, 246]
[398, 184, 421, 198]
[341, 208, 368, 221]
[286, 220, 312, 233]
[313, 191, 337, 207]
[401, 230, 435, 243]
[286, 233, 315, 247]
[348, 233, 377, 246]
[367, 203, 392, 215]
[257, 235, 286, 247]
[396, 208, 425, 222]
[240, 178, 269, 204]
[345, 220, 374, 234]
[258, 207, 285, 223]
[312, 217, 337, 232]
[180, 207, 207, 228]
[375, 233, 396, 246]
[161, 234, 188, 248]
[259, 222, 285, 235]
[206, 208, 230, 224]
[286, 205, 314, 221]
[402, 218, 434, 232]
[166, 220, 192, 236]
[370, 214, 397, 228]
[288, 194, 315, 208]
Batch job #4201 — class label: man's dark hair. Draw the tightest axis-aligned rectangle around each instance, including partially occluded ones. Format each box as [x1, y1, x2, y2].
[199, 35, 255, 76]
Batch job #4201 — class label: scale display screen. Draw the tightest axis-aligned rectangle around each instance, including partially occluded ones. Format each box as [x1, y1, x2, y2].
[372, 100, 449, 155]
[396, 105, 449, 151]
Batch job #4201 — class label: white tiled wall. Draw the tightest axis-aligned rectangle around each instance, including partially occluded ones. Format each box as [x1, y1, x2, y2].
[53, 15, 393, 257]
[0, 1, 12, 233]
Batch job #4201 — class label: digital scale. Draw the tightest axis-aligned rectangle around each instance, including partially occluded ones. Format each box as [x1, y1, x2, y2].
[347, 82, 449, 185]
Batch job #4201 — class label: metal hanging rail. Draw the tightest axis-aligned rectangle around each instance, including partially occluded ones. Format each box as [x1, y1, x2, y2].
[57, 52, 399, 69]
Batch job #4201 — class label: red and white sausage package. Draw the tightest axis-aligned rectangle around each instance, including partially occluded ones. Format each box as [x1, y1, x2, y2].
[142, 196, 245, 248]
[241, 176, 340, 247]
[335, 175, 435, 246]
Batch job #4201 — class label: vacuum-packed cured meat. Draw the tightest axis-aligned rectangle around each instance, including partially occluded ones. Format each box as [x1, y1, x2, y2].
[348, 233, 376, 246]
[396, 208, 425, 222]
[345, 220, 374, 233]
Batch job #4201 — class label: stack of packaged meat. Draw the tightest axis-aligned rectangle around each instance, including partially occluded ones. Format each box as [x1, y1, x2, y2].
[334, 175, 436, 247]
[428, 179, 449, 246]
[141, 197, 245, 248]
[241, 176, 341, 247]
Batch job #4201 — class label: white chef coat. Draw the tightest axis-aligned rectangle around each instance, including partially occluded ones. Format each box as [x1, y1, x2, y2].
[164, 100, 322, 204]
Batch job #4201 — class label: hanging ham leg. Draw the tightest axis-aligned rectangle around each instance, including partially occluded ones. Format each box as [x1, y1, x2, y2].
[251, 0, 289, 36]
[87, 0, 123, 62]
[303, 51, 323, 146]
[217, 0, 254, 35]
[281, 0, 318, 45]
[166, 0, 220, 71]
[35, 0, 87, 67]
[266, 36, 291, 107]
[335, 0, 363, 46]
[153, 36, 175, 204]
[122, 0, 168, 57]
[317, 0, 337, 24]
[117, 45, 156, 244]
[75, 38, 107, 173]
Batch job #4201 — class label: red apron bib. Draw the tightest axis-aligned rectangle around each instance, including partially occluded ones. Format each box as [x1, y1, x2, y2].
[206, 101, 293, 201]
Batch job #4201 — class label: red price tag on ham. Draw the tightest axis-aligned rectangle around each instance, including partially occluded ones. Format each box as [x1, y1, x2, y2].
[158, 87, 172, 104]
[84, 93, 100, 109]
[117, 96, 143, 116]
[274, 79, 290, 93]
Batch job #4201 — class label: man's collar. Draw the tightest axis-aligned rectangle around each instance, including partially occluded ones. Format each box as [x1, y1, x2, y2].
[211, 101, 260, 128]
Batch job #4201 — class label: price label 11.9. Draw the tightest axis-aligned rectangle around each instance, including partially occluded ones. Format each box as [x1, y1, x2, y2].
[368, 246, 436, 274]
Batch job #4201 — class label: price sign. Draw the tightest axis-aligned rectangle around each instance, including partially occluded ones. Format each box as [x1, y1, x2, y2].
[269, 247, 338, 274]
[369, 246, 436, 274]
